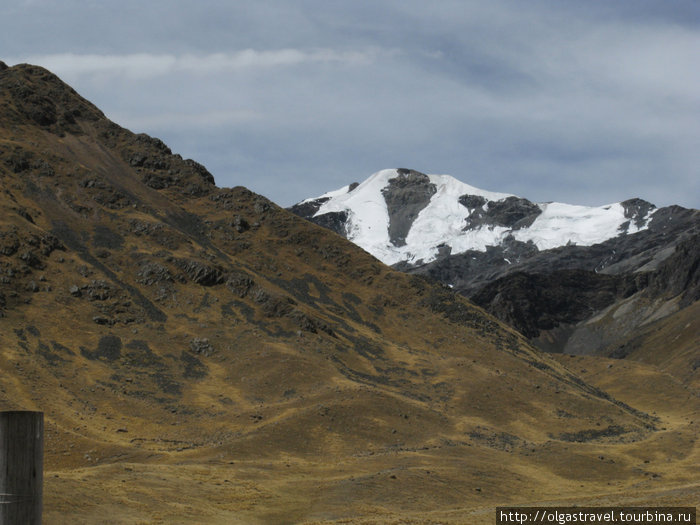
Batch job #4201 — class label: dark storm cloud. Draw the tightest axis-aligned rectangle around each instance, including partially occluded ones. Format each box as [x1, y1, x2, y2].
[2, 0, 698, 208]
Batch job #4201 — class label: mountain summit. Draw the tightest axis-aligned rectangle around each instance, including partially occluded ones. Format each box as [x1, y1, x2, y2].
[292, 169, 699, 360]
[291, 168, 658, 267]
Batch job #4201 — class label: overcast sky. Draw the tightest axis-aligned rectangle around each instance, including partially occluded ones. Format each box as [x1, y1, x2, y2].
[3, 1, 699, 208]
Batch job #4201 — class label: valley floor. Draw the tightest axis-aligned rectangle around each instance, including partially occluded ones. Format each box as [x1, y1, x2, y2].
[42, 354, 698, 524]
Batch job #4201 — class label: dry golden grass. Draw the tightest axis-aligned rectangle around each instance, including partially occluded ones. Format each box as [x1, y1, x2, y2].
[1, 63, 697, 523]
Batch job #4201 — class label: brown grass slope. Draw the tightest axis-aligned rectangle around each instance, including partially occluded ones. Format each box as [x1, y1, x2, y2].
[0, 63, 697, 523]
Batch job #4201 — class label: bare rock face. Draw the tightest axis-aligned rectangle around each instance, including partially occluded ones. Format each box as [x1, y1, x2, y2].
[288, 197, 332, 219]
[287, 183, 360, 237]
[461, 196, 542, 230]
[310, 210, 349, 237]
[175, 259, 225, 286]
[622, 198, 657, 229]
[645, 232, 700, 306]
[470, 270, 641, 339]
[381, 169, 437, 247]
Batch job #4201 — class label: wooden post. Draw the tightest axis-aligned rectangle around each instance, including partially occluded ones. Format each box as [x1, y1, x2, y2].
[0, 411, 43, 525]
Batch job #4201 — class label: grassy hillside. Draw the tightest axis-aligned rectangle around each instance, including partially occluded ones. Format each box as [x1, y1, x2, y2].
[0, 64, 697, 523]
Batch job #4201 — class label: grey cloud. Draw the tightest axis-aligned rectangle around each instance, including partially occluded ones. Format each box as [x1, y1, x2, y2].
[2, 1, 698, 208]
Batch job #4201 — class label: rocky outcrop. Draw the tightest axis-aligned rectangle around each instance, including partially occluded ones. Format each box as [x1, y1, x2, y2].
[462, 196, 542, 230]
[309, 210, 349, 237]
[622, 198, 656, 229]
[382, 169, 437, 247]
[288, 197, 332, 219]
[0, 63, 104, 134]
[287, 183, 360, 231]
[0, 64, 216, 198]
[175, 259, 225, 286]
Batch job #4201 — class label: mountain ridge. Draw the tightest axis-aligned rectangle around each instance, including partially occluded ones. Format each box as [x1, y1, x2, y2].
[291, 168, 663, 266]
[291, 168, 699, 367]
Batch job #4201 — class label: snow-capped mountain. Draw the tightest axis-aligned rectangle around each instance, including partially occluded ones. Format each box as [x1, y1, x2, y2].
[291, 168, 698, 356]
[291, 168, 656, 267]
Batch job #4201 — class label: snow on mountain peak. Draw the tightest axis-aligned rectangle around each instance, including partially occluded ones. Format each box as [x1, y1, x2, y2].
[299, 169, 655, 266]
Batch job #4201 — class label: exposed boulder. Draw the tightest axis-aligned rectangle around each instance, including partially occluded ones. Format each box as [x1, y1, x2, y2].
[225, 272, 255, 298]
[83, 280, 114, 301]
[189, 337, 214, 357]
[232, 215, 249, 233]
[137, 262, 173, 286]
[175, 259, 225, 286]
